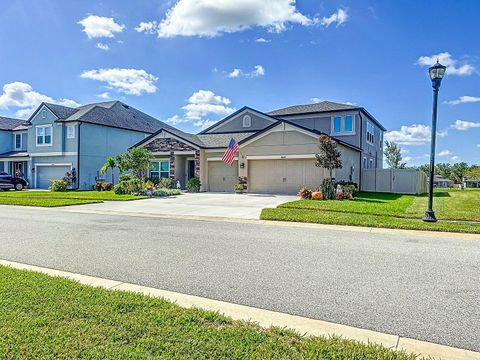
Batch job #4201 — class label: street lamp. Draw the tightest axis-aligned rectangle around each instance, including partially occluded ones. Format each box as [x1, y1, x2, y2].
[423, 60, 446, 223]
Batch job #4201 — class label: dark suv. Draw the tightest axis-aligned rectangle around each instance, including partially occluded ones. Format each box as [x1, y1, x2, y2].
[0, 172, 28, 191]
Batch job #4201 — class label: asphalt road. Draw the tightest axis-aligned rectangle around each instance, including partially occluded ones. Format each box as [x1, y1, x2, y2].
[1, 206, 479, 351]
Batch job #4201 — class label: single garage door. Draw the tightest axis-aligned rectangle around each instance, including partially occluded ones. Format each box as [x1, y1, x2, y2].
[248, 159, 328, 194]
[208, 161, 238, 192]
[36, 165, 71, 189]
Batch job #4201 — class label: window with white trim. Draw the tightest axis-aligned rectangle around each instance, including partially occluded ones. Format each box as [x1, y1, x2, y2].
[243, 115, 251, 128]
[67, 125, 75, 139]
[36, 125, 52, 146]
[331, 114, 355, 135]
[366, 122, 375, 145]
[150, 160, 169, 180]
[14, 133, 22, 150]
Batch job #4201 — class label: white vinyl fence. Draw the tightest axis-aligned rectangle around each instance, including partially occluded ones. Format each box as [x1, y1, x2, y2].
[361, 169, 427, 195]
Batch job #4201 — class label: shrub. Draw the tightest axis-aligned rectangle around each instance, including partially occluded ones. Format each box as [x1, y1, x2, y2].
[101, 182, 114, 191]
[50, 179, 69, 192]
[153, 188, 182, 197]
[297, 187, 312, 200]
[311, 191, 323, 200]
[114, 175, 142, 195]
[158, 177, 173, 189]
[340, 184, 356, 198]
[119, 173, 136, 182]
[145, 180, 155, 190]
[95, 182, 103, 191]
[320, 179, 336, 200]
[336, 191, 353, 200]
[186, 177, 201, 192]
[335, 181, 358, 195]
[234, 183, 244, 193]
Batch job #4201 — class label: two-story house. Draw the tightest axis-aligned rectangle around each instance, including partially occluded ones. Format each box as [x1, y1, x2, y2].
[134, 101, 386, 194]
[0, 101, 176, 189]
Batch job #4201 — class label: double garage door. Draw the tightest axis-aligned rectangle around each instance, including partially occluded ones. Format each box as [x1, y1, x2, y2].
[208, 161, 238, 192]
[36, 165, 71, 189]
[248, 159, 328, 194]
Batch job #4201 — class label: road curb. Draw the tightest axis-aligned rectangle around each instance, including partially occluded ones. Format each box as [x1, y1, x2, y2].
[1, 259, 479, 359]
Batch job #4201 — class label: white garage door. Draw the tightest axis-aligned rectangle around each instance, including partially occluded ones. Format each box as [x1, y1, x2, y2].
[208, 161, 238, 192]
[36, 165, 70, 189]
[248, 159, 328, 194]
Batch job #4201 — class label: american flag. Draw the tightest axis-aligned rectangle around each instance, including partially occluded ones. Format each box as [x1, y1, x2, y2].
[222, 138, 239, 166]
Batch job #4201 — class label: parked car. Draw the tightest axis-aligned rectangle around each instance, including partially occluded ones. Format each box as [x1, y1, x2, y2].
[0, 172, 28, 191]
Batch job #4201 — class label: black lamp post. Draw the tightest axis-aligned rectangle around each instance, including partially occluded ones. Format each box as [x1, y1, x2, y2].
[423, 60, 446, 223]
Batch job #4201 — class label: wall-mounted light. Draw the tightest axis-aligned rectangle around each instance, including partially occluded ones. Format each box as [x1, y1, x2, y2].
[240, 162, 245, 169]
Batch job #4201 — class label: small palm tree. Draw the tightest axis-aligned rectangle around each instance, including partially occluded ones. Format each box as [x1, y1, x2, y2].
[100, 157, 117, 184]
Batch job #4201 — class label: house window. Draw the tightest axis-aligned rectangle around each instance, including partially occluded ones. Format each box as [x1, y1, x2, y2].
[14, 134, 22, 150]
[369, 159, 374, 169]
[366, 122, 375, 145]
[332, 115, 355, 135]
[36, 125, 52, 146]
[41, 109, 47, 119]
[0, 162, 4, 173]
[150, 160, 169, 180]
[363, 157, 367, 168]
[67, 125, 75, 139]
[243, 115, 252, 128]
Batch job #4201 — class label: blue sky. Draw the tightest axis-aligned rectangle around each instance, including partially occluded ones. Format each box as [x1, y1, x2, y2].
[0, 0, 479, 165]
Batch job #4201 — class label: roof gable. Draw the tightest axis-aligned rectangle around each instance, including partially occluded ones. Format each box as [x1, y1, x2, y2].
[198, 106, 277, 134]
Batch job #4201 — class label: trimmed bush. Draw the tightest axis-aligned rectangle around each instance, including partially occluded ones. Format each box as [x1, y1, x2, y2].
[297, 187, 312, 200]
[50, 179, 69, 192]
[311, 191, 323, 200]
[186, 177, 201, 192]
[153, 188, 182, 197]
[158, 177, 173, 189]
[101, 182, 114, 191]
[114, 176, 142, 195]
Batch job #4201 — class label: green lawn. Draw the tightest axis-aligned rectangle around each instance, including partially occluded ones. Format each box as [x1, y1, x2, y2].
[261, 189, 480, 234]
[0, 265, 419, 359]
[0, 190, 146, 207]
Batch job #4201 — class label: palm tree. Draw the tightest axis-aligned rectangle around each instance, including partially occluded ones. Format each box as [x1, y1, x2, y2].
[100, 157, 117, 184]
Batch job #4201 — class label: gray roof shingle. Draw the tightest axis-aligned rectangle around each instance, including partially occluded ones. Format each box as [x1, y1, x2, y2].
[0, 116, 29, 131]
[197, 132, 256, 148]
[44, 103, 79, 119]
[268, 101, 360, 116]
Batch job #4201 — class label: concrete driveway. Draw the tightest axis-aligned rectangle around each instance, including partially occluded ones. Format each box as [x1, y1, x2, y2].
[66, 192, 297, 219]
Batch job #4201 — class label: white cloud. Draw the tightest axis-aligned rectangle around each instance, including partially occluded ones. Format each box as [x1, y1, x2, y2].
[311, 97, 322, 103]
[228, 69, 242, 78]
[78, 15, 125, 39]
[166, 90, 235, 128]
[403, 156, 413, 163]
[317, 8, 348, 27]
[135, 21, 158, 34]
[385, 124, 447, 146]
[96, 43, 110, 51]
[156, 0, 312, 38]
[416, 52, 475, 76]
[451, 155, 460, 161]
[97, 92, 111, 99]
[450, 119, 480, 131]
[80, 68, 158, 96]
[255, 37, 270, 43]
[437, 149, 451, 157]
[0, 82, 80, 118]
[227, 65, 265, 78]
[477, 144, 480, 148]
[444, 95, 480, 105]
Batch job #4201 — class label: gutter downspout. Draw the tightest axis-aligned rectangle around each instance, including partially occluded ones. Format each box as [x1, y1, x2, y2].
[358, 111, 363, 191]
[76, 122, 82, 190]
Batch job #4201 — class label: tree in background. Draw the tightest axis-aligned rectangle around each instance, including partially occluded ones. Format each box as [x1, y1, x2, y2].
[435, 163, 452, 179]
[100, 157, 117, 184]
[384, 141, 406, 169]
[466, 165, 480, 179]
[451, 162, 469, 185]
[315, 135, 342, 179]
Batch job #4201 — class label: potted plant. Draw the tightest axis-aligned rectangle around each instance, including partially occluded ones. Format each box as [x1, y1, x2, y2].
[234, 183, 244, 194]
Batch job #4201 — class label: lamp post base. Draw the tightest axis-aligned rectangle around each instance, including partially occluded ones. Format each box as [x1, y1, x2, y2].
[422, 210, 437, 222]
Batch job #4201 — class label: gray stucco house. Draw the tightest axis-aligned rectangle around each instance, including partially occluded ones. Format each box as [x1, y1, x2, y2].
[134, 101, 386, 194]
[0, 100, 385, 193]
[0, 101, 176, 189]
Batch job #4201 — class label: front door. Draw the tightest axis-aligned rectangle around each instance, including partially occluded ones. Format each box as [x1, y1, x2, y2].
[13, 162, 24, 178]
[187, 160, 195, 180]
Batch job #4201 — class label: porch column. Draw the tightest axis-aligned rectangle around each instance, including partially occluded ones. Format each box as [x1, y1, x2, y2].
[169, 151, 175, 180]
[194, 150, 200, 178]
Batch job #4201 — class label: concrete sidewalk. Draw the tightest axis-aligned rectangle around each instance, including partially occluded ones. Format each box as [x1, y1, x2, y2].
[64, 192, 297, 219]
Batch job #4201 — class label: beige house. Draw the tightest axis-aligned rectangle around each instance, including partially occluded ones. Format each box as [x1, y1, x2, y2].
[134, 102, 385, 194]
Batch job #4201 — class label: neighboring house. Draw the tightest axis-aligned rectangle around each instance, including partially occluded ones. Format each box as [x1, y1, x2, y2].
[432, 175, 454, 188]
[464, 178, 480, 188]
[134, 101, 386, 194]
[0, 101, 175, 189]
